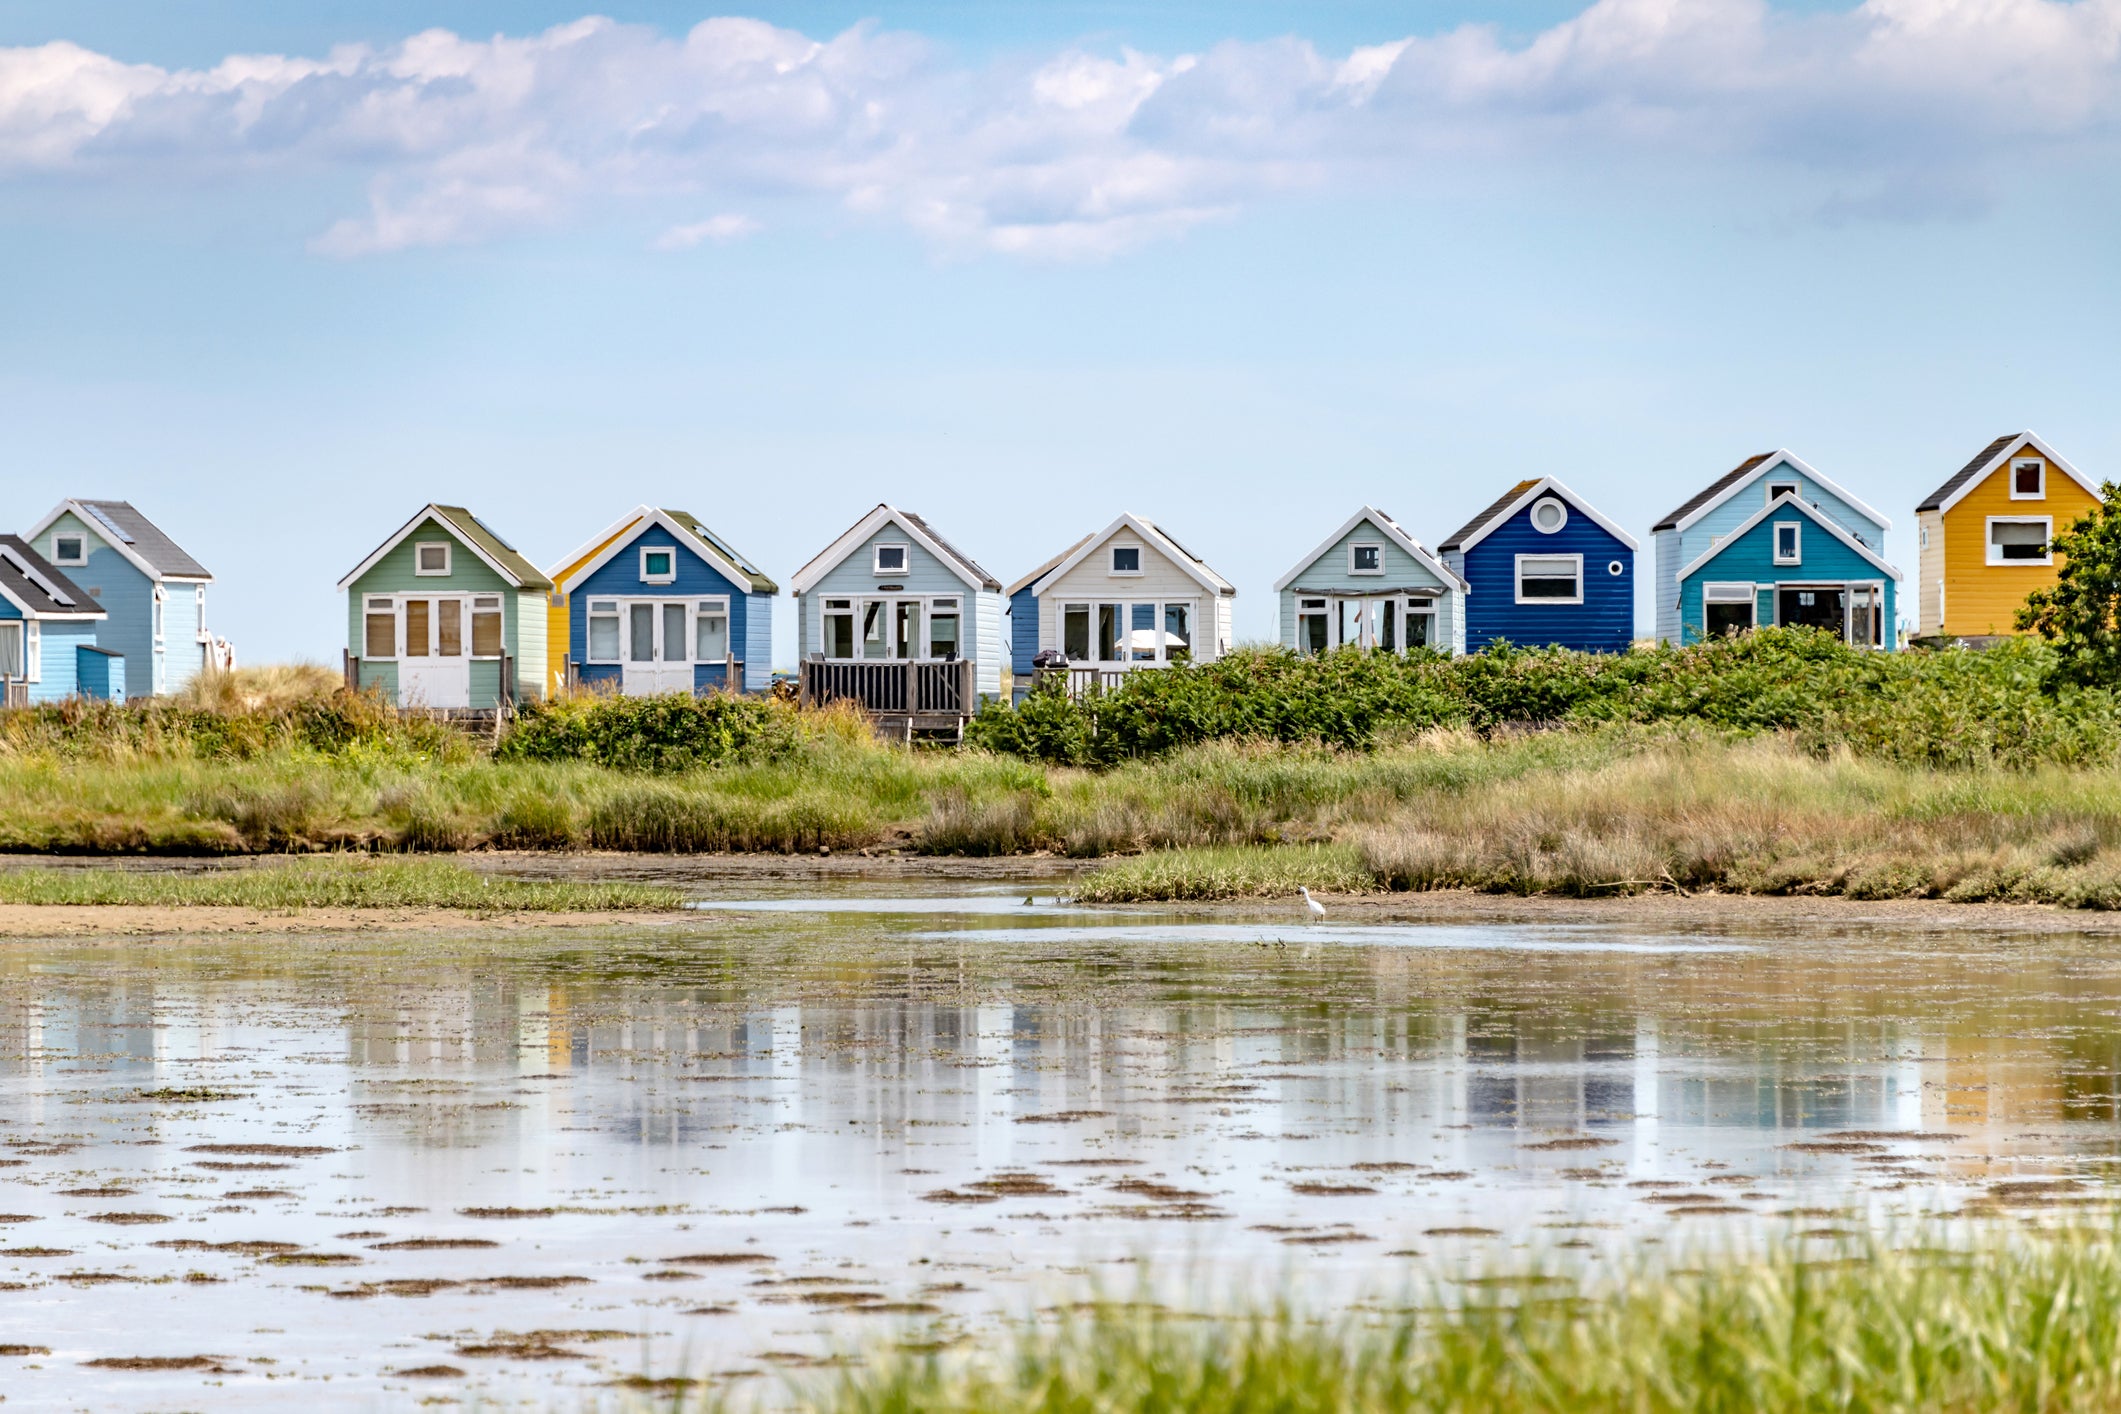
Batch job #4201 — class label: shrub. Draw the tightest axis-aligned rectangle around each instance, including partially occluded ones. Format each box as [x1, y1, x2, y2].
[496, 691, 800, 773]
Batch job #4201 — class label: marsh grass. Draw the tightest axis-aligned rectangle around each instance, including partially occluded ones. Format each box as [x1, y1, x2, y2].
[1074, 843, 1372, 902]
[0, 856, 680, 911]
[700, 1229, 2121, 1413]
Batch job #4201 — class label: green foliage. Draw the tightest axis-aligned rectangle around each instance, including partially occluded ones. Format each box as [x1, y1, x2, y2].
[496, 692, 799, 773]
[2020, 480, 2121, 687]
[0, 689, 465, 764]
[0, 856, 679, 911]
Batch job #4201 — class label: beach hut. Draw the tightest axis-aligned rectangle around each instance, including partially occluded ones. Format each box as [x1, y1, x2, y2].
[1914, 432, 2098, 639]
[1651, 451, 1889, 645]
[791, 505, 1002, 733]
[1007, 513, 1236, 697]
[338, 505, 551, 710]
[22, 500, 213, 696]
[546, 506, 776, 697]
[1674, 492, 1901, 648]
[1437, 478, 1637, 653]
[0, 535, 116, 705]
[1272, 506, 1467, 656]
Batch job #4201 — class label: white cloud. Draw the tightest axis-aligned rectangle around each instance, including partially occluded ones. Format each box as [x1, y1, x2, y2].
[3, 0, 2120, 257]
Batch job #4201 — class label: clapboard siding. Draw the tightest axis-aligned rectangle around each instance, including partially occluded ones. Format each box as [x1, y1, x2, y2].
[1456, 503, 1635, 653]
[343, 511, 539, 708]
[39, 511, 157, 693]
[1009, 587, 1038, 675]
[1276, 515, 1465, 655]
[795, 514, 1002, 701]
[1676, 511, 1897, 647]
[569, 523, 768, 692]
[1034, 535, 1229, 663]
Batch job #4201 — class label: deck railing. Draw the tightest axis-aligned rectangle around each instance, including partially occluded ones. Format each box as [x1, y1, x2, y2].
[801, 659, 975, 716]
[0, 677, 24, 709]
[1033, 665, 1130, 701]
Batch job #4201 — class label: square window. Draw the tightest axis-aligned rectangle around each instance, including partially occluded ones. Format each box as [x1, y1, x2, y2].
[1111, 546, 1142, 575]
[1767, 481, 1798, 503]
[2012, 459, 2045, 498]
[1773, 523, 1801, 565]
[415, 542, 450, 576]
[1516, 554, 1581, 603]
[51, 535, 85, 565]
[874, 544, 908, 575]
[1350, 544, 1382, 574]
[641, 546, 676, 583]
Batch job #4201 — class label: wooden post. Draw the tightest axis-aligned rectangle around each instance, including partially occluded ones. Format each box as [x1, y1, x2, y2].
[343, 649, 358, 692]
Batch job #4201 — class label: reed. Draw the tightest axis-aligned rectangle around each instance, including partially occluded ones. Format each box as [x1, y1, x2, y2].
[0, 855, 680, 910]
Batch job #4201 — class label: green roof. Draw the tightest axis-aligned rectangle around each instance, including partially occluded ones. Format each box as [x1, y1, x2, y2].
[665, 508, 777, 594]
[431, 506, 553, 591]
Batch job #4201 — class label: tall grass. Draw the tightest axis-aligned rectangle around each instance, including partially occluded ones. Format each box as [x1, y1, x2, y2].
[0, 856, 680, 910]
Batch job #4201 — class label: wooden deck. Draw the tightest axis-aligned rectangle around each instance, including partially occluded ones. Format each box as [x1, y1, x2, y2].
[799, 659, 977, 740]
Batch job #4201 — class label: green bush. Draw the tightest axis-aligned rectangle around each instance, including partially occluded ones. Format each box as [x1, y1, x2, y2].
[496, 691, 799, 773]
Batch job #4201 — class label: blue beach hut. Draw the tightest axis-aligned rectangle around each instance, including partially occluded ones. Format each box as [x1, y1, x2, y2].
[1651, 450, 1889, 646]
[0, 535, 118, 704]
[1675, 492, 1900, 648]
[1437, 478, 1637, 653]
[548, 506, 777, 696]
[23, 499, 213, 696]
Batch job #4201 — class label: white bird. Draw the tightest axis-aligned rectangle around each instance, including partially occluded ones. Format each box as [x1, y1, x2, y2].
[1299, 886, 1326, 923]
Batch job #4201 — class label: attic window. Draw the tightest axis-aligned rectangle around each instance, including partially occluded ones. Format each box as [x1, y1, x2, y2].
[1773, 523, 1801, 565]
[641, 546, 676, 583]
[1529, 498, 1569, 534]
[1350, 544, 1383, 575]
[51, 535, 85, 566]
[2012, 459, 2045, 499]
[415, 542, 451, 576]
[1111, 546, 1142, 575]
[873, 544, 908, 575]
[1767, 481, 1798, 503]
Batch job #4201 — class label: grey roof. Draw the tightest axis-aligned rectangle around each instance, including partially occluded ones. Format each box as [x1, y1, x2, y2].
[665, 509, 777, 595]
[1139, 517, 1236, 593]
[76, 499, 212, 580]
[1652, 453, 1776, 532]
[1007, 534, 1094, 598]
[1438, 479, 1542, 553]
[1916, 434, 2021, 513]
[0, 535, 102, 618]
[901, 510, 1002, 591]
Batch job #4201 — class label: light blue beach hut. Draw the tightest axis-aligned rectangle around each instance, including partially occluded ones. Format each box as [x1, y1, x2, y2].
[1273, 507, 1467, 655]
[0, 535, 118, 704]
[23, 500, 213, 696]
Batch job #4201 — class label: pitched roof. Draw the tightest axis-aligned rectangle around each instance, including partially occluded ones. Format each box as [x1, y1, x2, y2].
[1915, 435, 2020, 513]
[1438, 480, 1542, 553]
[24, 499, 212, 582]
[1652, 454, 1775, 532]
[1007, 534, 1095, 598]
[900, 511, 1001, 591]
[790, 504, 1001, 595]
[337, 504, 553, 591]
[665, 509, 777, 595]
[0, 535, 103, 619]
[1675, 492, 1901, 583]
[1027, 514, 1237, 599]
[549, 506, 778, 596]
[1915, 432, 2098, 514]
[1271, 506, 1468, 594]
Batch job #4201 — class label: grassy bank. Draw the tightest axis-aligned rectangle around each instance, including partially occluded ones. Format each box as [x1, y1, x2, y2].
[0, 857, 681, 911]
[763, 1231, 2121, 1413]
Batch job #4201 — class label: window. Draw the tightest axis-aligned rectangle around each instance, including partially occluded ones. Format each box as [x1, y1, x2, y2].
[1126, 603, 1156, 661]
[894, 601, 922, 660]
[1515, 554, 1582, 603]
[641, 546, 676, 583]
[415, 541, 450, 576]
[365, 597, 396, 658]
[471, 596, 503, 657]
[588, 600, 621, 662]
[1297, 599, 1328, 655]
[195, 585, 208, 640]
[1350, 544, 1382, 574]
[695, 599, 730, 661]
[861, 601, 890, 658]
[873, 544, 908, 575]
[1529, 497, 1568, 534]
[153, 585, 165, 641]
[2012, 459, 2044, 499]
[1063, 604, 1091, 661]
[1404, 598, 1436, 649]
[404, 599, 431, 657]
[662, 603, 689, 661]
[1773, 522, 1801, 565]
[0, 622, 22, 678]
[1850, 585, 1884, 648]
[1703, 583, 1755, 638]
[1097, 603, 1121, 661]
[1920, 526, 1928, 549]
[823, 599, 854, 659]
[1766, 481, 1798, 503]
[1111, 546, 1142, 575]
[1607, 560, 1625, 576]
[1164, 603, 1192, 663]
[51, 534, 85, 566]
[1989, 517, 2052, 564]
[24, 621, 37, 682]
[629, 603, 656, 661]
[928, 599, 960, 659]
[436, 599, 463, 656]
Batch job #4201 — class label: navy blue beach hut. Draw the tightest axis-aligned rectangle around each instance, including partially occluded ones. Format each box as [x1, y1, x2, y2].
[548, 506, 777, 696]
[1437, 477, 1638, 653]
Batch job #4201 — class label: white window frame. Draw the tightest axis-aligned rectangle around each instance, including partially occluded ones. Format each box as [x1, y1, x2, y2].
[363, 595, 399, 660]
[872, 543, 909, 576]
[820, 598, 856, 661]
[692, 596, 732, 664]
[469, 595, 504, 659]
[2010, 458, 2045, 500]
[1348, 543, 1384, 576]
[1401, 596, 1438, 650]
[1702, 581, 1757, 636]
[926, 596, 963, 660]
[1919, 526, 1927, 549]
[820, 594, 969, 663]
[194, 584, 210, 643]
[1110, 545, 1144, 576]
[152, 583, 165, 643]
[1295, 598, 1330, 655]
[1528, 497, 1569, 535]
[1773, 522, 1801, 566]
[586, 598, 623, 664]
[1766, 480, 1799, 504]
[25, 620, 39, 683]
[414, 541, 452, 576]
[1986, 515, 2053, 566]
[639, 545, 678, 584]
[1514, 553, 1583, 606]
[50, 534, 86, 566]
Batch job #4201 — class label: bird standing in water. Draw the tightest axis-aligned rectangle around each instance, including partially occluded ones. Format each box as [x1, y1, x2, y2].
[1299, 886, 1326, 923]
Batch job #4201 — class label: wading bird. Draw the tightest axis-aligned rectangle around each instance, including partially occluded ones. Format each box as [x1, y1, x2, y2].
[1299, 886, 1326, 923]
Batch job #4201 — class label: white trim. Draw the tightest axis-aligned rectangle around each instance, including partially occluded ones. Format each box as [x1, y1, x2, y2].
[1108, 545, 1144, 576]
[1703, 581, 1758, 601]
[1005, 535, 1094, 598]
[1676, 493, 1903, 583]
[49, 533, 86, 567]
[1985, 515, 2054, 566]
[790, 504, 990, 596]
[1451, 477, 1641, 556]
[24, 500, 217, 585]
[1514, 553, 1584, 605]
[639, 544, 678, 584]
[1055, 596, 1202, 666]
[413, 541, 452, 577]
[1348, 542, 1384, 575]
[337, 506, 525, 590]
[1764, 478, 1800, 504]
[551, 506, 758, 597]
[817, 592, 976, 663]
[546, 508, 648, 587]
[1665, 450, 1893, 535]
[1030, 513, 1236, 599]
[872, 543, 910, 576]
[1529, 497, 1569, 535]
[1772, 521, 1801, 565]
[2009, 458, 2046, 500]
[1935, 432, 2097, 515]
[25, 620, 38, 683]
[1272, 506, 1469, 595]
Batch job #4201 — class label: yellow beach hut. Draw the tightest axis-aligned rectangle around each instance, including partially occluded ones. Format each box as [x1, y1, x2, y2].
[1914, 432, 2099, 639]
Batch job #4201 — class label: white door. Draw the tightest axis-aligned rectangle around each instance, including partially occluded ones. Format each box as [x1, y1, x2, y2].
[619, 600, 695, 696]
[398, 596, 471, 708]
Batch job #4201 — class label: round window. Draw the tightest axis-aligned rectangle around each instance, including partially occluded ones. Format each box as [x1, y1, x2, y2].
[1530, 497, 1568, 534]
[1607, 560, 1624, 576]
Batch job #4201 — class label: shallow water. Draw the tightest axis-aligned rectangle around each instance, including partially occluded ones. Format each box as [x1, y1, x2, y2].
[3, 875, 2120, 1407]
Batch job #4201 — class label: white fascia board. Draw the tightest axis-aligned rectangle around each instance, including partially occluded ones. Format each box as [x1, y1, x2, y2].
[790, 505, 986, 596]
[337, 505, 519, 590]
[559, 507, 751, 594]
[1673, 450, 1894, 535]
[1676, 495, 1902, 583]
[1938, 431, 2101, 515]
[546, 507, 650, 588]
[23, 499, 165, 583]
[1454, 477, 1642, 556]
[1006, 535, 1094, 598]
[1030, 514, 1230, 599]
[1272, 506, 1468, 594]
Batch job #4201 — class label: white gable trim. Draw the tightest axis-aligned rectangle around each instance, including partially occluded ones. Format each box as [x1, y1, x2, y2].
[335, 505, 520, 590]
[1272, 506, 1469, 594]
[1938, 431, 2099, 515]
[24, 500, 165, 583]
[1671, 450, 1893, 535]
[1005, 535, 1094, 598]
[555, 507, 753, 594]
[791, 504, 986, 596]
[1030, 514, 1234, 599]
[546, 508, 649, 588]
[1454, 477, 1641, 555]
[1677, 494, 1902, 583]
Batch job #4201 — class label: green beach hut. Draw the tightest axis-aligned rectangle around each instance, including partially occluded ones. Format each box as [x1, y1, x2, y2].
[339, 504, 552, 710]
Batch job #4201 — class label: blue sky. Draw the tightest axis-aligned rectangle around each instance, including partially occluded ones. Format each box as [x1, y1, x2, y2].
[3, 0, 2117, 663]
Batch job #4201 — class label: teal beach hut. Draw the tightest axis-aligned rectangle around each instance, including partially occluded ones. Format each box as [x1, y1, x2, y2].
[1675, 491, 1901, 647]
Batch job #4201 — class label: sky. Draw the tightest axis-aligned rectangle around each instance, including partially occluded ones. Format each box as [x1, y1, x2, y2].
[4, 0, 2120, 664]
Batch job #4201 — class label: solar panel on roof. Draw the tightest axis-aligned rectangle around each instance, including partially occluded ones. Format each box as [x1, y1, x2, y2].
[84, 504, 135, 544]
[470, 515, 518, 552]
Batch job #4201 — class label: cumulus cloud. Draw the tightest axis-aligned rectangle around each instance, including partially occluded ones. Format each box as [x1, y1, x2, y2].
[1, 0, 2118, 257]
